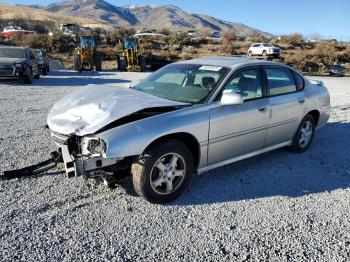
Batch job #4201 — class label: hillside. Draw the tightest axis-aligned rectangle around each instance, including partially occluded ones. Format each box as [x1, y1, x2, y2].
[0, 3, 110, 29]
[42, 0, 271, 37]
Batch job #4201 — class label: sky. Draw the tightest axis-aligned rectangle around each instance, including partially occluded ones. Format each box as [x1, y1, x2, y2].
[3, 0, 350, 40]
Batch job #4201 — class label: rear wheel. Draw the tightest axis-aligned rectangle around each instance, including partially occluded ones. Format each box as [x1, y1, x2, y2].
[248, 50, 253, 56]
[290, 115, 315, 153]
[117, 55, 127, 71]
[131, 139, 194, 204]
[42, 66, 48, 75]
[34, 70, 40, 79]
[94, 55, 102, 71]
[73, 55, 81, 72]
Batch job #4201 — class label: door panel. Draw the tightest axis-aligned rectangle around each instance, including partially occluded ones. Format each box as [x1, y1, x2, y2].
[267, 93, 306, 146]
[264, 67, 306, 146]
[208, 98, 269, 165]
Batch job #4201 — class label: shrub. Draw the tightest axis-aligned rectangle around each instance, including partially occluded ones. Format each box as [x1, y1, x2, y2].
[182, 45, 198, 54]
[98, 47, 120, 60]
[279, 33, 304, 46]
[51, 33, 77, 52]
[16, 34, 50, 49]
[221, 41, 240, 55]
[166, 32, 192, 46]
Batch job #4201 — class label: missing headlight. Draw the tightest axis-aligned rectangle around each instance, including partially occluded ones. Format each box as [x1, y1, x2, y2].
[86, 138, 106, 155]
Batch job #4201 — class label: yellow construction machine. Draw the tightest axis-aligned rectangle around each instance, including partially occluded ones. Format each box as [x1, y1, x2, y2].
[117, 38, 146, 72]
[73, 34, 102, 72]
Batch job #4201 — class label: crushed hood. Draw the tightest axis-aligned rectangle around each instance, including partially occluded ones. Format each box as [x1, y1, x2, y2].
[47, 85, 186, 136]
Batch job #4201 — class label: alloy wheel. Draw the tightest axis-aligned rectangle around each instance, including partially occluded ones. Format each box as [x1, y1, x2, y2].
[299, 120, 313, 148]
[150, 153, 186, 195]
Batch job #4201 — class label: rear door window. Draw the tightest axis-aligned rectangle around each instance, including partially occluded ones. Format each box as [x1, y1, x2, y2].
[264, 67, 297, 96]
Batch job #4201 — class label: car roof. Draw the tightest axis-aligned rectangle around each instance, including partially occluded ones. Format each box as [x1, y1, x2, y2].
[176, 56, 287, 69]
[0, 46, 26, 50]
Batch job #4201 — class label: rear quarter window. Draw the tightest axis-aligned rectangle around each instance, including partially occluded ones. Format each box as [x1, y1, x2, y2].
[293, 71, 305, 91]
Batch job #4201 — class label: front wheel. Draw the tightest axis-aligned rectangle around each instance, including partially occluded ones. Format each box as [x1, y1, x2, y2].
[262, 50, 267, 56]
[131, 139, 194, 204]
[289, 115, 315, 153]
[22, 68, 32, 84]
[73, 55, 81, 72]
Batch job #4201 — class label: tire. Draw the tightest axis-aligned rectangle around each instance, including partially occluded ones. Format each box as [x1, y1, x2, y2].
[34, 70, 40, 79]
[139, 56, 146, 72]
[73, 55, 81, 72]
[117, 55, 127, 71]
[289, 114, 315, 153]
[94, 55, 102, 71]
[248, 51, 253, 56]
[47, 63, 50, 72]
[262, 50, 267, 56]
[42, 66, 48, 75]
[22, 68, 32, 84]
[131, 139, 194, 204]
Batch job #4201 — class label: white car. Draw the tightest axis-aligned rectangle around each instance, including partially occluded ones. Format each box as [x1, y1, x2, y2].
[248, 43, 281, 57]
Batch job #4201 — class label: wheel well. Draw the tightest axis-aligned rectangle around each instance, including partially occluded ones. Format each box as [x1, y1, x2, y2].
[145, 133, 201, 169]
[307, 110, 320, 126]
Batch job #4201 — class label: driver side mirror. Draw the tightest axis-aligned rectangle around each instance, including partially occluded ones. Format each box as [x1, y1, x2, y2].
[220, 92, 243, 106]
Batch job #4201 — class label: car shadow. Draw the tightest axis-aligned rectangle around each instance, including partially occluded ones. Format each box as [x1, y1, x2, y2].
[170, 121, 350, 206]
[0, 70, 130, 87]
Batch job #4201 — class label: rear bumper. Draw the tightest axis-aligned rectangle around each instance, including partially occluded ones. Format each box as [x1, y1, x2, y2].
[317, 106, 331, 129]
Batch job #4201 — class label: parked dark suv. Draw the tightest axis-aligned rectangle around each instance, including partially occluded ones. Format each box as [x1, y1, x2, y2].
[0, 46, 40, 84]
[33, 49, 50, 75]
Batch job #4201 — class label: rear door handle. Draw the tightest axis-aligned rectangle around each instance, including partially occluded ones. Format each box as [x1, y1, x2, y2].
[298, 98, 306, 104]
[258, 106, 268, 112]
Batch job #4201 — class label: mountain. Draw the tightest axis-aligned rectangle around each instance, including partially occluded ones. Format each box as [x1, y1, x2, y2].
[43, 0, 271, 37]
[0, 3, 109, 29]
[46, 0, 138, 26]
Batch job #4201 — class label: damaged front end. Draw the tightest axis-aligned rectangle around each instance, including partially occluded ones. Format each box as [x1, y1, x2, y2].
[1, 85, 187, 185]
[52, 131, 133, 186]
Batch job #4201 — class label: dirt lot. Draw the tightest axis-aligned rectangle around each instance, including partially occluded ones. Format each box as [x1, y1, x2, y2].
[0, 69, 349, 261]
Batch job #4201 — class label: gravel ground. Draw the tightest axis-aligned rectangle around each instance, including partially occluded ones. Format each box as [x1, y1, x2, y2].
[0, 69, 349, 261]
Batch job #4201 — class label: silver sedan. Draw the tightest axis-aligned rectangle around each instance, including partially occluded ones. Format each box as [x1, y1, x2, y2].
[48, 57, 331, 203]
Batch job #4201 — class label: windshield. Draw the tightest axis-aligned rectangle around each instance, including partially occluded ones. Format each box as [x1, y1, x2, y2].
[0, 48, 25, 58]
[80, 36, 95, 48]
[133, 64, 229, 103]
[263, 44, 273, 47]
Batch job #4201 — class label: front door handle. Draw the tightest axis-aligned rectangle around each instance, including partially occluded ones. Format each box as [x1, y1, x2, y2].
[298, 98, 306, 104]
[258, 106, 268, 112]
